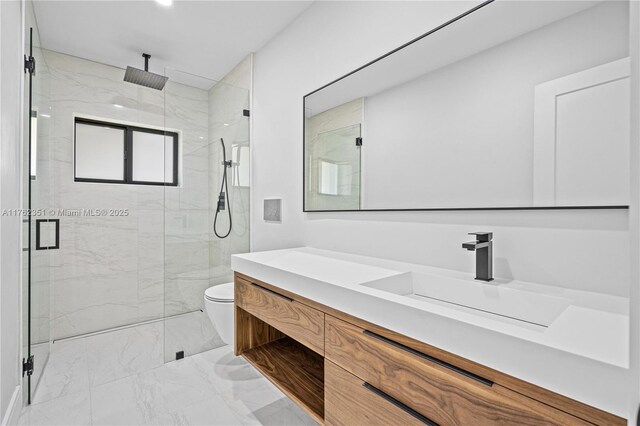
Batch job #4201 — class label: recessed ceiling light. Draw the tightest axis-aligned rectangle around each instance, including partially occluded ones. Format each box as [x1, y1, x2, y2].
[155, 0, 173, 6]
[40, 114, 51, 118]
[223, 123, 229, 126]
[113, 104, 124, 109]
[199, 136, 204, 140]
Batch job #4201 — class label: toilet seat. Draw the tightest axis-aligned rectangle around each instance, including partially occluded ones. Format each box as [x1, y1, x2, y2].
[205, 282, 234, 303]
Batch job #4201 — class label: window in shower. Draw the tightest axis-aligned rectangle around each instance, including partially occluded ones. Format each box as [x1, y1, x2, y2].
[74, 117, 179, 186]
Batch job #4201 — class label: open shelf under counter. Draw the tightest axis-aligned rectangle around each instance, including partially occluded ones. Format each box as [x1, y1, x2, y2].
[241, 336, 325, 424]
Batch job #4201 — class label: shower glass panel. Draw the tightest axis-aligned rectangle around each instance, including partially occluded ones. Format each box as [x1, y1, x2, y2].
[23, 8, 55, 402]
[305, 124, 361, 210]
[163, 64, 251, 362]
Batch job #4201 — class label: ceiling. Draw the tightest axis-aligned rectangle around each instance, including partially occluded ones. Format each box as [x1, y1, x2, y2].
[32, 0, 312, 89]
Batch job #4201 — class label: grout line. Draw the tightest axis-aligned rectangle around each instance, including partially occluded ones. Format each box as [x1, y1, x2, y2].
[53, 309, 203, 343]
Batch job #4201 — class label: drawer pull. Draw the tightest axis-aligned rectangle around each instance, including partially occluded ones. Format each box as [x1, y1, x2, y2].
[362, 330, 493, 387]
[363, 382, 439, 426]
[252, 283, 294, 302]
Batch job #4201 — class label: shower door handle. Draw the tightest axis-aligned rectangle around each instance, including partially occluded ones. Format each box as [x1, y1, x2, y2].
[35, 219, 59, 250]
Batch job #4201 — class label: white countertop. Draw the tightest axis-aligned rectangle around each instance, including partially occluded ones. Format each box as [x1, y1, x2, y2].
[231, 247, 630, 417]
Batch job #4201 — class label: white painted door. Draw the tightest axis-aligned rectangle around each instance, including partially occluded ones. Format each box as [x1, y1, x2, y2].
[533, 58, 630, 206]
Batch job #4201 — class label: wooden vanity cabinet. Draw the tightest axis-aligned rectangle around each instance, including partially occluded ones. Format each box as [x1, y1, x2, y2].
[325, 360, 431, 426]
[324, 316, 590, 426]
[233, 273, 626, 426]
[235, 276, 324, 355]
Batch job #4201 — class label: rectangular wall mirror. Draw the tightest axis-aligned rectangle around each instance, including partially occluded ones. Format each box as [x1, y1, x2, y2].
[303, 0, 630, 211]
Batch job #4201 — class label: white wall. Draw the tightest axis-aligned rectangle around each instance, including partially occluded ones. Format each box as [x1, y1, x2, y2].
[628, 1, 640, 422]
[0, 0, 25, 423]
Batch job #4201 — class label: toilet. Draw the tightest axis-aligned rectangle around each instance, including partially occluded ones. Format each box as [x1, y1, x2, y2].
[204, 282, 234, 345]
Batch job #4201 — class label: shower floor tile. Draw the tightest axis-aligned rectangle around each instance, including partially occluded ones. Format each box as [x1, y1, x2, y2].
[20, 319, 316, 426]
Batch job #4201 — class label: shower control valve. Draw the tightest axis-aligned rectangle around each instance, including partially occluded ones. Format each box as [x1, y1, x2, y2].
[217, 192, 226, 212]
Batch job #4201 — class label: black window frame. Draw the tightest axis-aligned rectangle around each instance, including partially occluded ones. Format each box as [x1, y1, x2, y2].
[74, 117, 179, 186]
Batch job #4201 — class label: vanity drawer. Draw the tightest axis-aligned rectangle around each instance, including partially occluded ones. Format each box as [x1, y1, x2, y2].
[325, 316, 589, 426]
[235, 277, 325, 355]
[326, 359, 431, 426]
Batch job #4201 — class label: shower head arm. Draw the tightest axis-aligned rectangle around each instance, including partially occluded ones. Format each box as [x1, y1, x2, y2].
[142, 53, 151, 72]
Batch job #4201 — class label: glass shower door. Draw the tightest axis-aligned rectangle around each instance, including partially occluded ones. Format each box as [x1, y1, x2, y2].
[305, 124, 362, 210]
[22, 24, 54, 403]
[162, 64, 251, 362]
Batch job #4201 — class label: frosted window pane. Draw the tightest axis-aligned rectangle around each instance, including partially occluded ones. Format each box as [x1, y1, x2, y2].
[132, 131, 174, 183]
[75, 123, 125, 180]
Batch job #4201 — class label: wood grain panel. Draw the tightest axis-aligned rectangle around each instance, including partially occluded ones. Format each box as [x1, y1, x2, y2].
[235, 276, 325, 355]
[325, 315, 591, 426]
[325, 360, 429, 426]
[242, 337, 324, 424]
[234, 305, 284, 356]
[235, 272, 625, 426]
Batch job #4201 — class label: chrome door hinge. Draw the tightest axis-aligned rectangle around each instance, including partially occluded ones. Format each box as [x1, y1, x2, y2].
[22, 355, 34, 377]
[24, 55, 36, 75]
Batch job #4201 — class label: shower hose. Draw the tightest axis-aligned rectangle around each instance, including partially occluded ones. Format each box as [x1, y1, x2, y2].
[213, 138, 232, 239]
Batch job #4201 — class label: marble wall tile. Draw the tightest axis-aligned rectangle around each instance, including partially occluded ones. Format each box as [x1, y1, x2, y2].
[38, 50, 251, 351]
[42, 49, 212, 340]
[51, 272, 139, 339]
[30, 279, 51, 344]
[164, 269, 210, 316]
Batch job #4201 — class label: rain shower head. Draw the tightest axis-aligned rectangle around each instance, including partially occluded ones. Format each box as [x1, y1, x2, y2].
[124, 53, 168, 91]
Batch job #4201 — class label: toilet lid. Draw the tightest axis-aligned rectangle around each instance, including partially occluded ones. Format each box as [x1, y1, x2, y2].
[205, 282, 234, 302]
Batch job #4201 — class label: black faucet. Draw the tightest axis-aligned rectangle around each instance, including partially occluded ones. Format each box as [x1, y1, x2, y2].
[462, 232, 493, 282]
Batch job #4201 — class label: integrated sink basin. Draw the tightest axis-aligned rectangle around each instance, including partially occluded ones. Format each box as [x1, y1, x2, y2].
[362, 272, 572, 327]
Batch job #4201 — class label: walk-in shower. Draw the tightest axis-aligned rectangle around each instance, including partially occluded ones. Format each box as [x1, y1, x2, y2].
[21, 17, 252, 401]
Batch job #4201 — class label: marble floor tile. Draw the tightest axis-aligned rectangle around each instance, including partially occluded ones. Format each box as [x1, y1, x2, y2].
[28, 343, 51, 402]
[85, 321, 163, 387]
[160, 394, 246, 426]
[189, 346, 316, 424]
[20, 322, 316, 426]
[21, 391, 91, 426]
[136, 357, 221, 415]
[163, 310, 225, 362]
[91, 373, 166, 425]
[240, 398, 319, 426]
[32, 338, 90, 404]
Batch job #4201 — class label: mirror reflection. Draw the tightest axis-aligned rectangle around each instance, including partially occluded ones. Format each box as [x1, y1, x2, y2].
[304, 1, 630, 211]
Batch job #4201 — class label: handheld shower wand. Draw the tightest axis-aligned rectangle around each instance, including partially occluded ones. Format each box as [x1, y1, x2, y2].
[214, 138, 232, 239]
